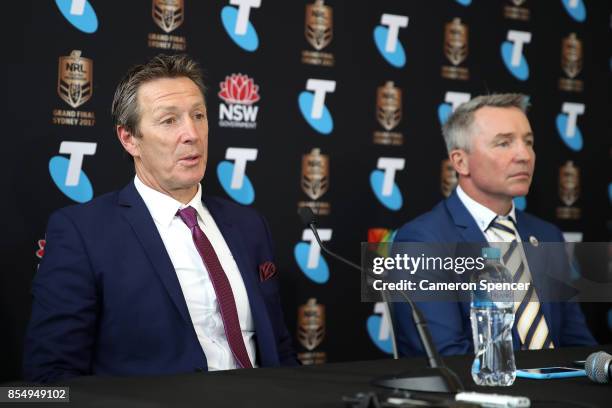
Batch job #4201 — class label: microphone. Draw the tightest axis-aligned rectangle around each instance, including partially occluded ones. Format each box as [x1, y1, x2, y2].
[298, 207, 361, 271]
[585, 351, 612, 384]
[297, 207, 463, 393]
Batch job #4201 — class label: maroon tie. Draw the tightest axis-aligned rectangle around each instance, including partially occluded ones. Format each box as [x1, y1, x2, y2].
[177, 206, 253, 369]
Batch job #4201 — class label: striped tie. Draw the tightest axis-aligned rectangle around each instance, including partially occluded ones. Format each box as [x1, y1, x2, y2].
[488, 217, 554, 350]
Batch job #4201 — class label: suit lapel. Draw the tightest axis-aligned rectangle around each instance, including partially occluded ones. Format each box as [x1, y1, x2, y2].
[445, 189, 487, 243]
[117, 182, 191, 325]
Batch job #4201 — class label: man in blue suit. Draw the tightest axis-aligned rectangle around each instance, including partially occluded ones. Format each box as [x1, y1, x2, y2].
[393, 93, 595, 357]
[24, 54, 297, 383]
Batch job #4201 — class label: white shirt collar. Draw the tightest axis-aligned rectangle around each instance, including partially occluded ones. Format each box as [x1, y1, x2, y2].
[133, 175, 206, 228]
[455, 185, 517, 233]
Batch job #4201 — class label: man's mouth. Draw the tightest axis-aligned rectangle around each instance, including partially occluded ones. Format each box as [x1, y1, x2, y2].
[178, 154, 201, 165]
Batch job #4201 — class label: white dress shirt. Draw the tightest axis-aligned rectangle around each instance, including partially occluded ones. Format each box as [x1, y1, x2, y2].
[134, 176, 257, 370]
[455, 185, 520, 243]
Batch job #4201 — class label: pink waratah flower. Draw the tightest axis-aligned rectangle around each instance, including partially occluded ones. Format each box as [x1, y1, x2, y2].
[218, 74, 260, 105]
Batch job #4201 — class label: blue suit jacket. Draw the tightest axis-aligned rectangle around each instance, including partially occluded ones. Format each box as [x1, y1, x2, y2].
[393, 189, 596, 357]
[24, 182, 297, 383]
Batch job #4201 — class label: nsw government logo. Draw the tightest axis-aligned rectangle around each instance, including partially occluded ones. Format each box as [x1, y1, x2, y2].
[370, 158, 405, 211]
[148, 0, 187, 51]
[53, 50, 95, 127]
[217, 147, 258, 205]
[298, 79, 336, 135]
[556, 102, 585, 151]
[218, 74, 260, 129]
[55, 0, 98, 33]
[501, 30, 531, 81]
[221, 0, 261, 52]
[437, 91, 470, 126]
[373, 13, 409, 68]
[561, 0, 586, 22]
[49, 141, 97, 203]
[367, 302, 394, 354]
[294, 228, 331, 284]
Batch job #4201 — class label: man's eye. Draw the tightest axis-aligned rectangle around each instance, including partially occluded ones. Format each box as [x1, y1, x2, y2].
[194, 113, 206, 120]
[497, 141, 509, 147]
[162, 117, 176, 125]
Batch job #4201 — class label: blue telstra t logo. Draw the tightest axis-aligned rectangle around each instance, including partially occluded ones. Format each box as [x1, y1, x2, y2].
[366, 302, 394, 354]
[501, 30, 531, 81]
[49, 141, 96, 203]
[216, 147, 258, 205]
[294, 229, 332, 284]
[298, 79, 336, 134]
[373, 13, 409, 68]
[455, 0, 472, 6]
[437, 91, 471, 126]
[220, 0, 261, 52]
[370, 157, 405, 211]
[608, 183, 612, 204]
[55, 0, 98, 33]
[556, 102, 585, 151]
[513, 196, 527, 211]
[561, 0, 586, 22]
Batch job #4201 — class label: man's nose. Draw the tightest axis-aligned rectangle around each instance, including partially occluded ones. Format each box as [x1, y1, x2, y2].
[181, 117, 200, 142]
[515, 141, 533, 162]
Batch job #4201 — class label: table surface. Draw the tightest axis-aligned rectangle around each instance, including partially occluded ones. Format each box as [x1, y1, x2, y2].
[6, 346, 612, 408]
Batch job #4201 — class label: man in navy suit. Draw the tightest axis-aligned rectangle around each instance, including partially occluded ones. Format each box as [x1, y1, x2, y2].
[24, 54, 297, 383]
[393, 93, 595, 357]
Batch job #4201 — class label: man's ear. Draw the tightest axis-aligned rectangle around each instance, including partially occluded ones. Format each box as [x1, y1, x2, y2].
[117, 126, 139, 158]
[449, 149, 469, 177]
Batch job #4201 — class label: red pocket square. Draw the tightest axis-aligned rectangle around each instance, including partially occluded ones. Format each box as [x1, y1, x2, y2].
[259, 261, 277, 282]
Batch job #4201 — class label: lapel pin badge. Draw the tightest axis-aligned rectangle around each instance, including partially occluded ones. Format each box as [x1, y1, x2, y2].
[529, 236, 539, 247]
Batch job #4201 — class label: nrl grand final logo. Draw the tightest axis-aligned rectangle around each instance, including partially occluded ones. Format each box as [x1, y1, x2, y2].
[53, 50, 95, 127]
[149, 0, 186, 50]
[298, 148, 330, 215]
[440, 159, 458, 197]
[58, 50, 92, 109]
[153, 0, 184, 32]
[302, 0, 334, 66]
[503, 0, 530, 21]
[441, 18, 469, 80]
[559, 33, 584, 92]
[557, 161, 581, 220]
[297, 298, 326, 365]
[373, 81, 403, 146]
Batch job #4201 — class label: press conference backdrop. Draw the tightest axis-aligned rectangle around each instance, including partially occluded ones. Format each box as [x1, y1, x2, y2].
[2, 0, 611, 382]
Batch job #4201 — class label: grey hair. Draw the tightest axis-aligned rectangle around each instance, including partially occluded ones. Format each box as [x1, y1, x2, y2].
[442, 93, 529, 153]
[111, 54, 206, 137]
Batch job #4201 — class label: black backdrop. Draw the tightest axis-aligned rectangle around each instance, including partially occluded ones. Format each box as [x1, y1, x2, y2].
[2, 0, 611, 382]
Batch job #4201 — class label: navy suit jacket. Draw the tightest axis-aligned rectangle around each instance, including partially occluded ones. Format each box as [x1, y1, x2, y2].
[393, 189, 596, 357]
[24, 181, 297, 383]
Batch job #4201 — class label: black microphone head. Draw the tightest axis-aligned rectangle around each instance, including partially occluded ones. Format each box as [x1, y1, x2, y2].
[585, 351, 612, 384]
[298, 207, 316, 226]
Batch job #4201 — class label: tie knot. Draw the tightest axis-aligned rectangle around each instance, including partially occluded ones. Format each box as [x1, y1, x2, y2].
[488, 216, 518, 240]
[177, 206, 199, 229]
